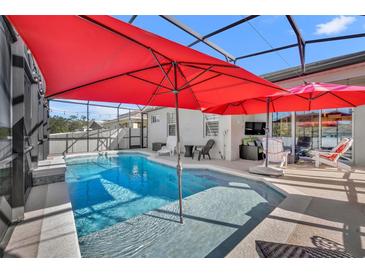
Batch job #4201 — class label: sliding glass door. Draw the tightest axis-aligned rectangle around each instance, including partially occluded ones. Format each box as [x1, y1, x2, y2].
[295, 111, 320, 150]
[321, 108, 352, 158]
[271, 108, 353, 160]
[272, 112, 292, 148]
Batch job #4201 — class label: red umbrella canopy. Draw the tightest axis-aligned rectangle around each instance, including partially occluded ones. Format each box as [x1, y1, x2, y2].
[7, 15, 285, 109]
[203, 82, 365, 115]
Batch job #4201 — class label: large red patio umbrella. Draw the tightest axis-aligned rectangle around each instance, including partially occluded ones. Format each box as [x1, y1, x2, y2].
[203, 82, 365, 115]
[7, 15, 285, 223]
[203, 82, 365, 172]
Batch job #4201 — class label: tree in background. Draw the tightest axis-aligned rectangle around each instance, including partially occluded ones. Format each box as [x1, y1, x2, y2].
[49, 115, 90, 134]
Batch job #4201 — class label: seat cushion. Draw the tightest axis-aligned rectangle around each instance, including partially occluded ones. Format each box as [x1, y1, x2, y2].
[320, 153, 337, 161]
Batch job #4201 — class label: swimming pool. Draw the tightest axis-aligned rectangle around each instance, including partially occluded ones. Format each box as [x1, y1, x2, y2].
[66, 153, 219, 237]
[66, 153, 284, 257]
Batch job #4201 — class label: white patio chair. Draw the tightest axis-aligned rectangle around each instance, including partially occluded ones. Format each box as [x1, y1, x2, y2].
[262, 138, 290, 168]
[313, 138, 353, 171]
[157, 136, 177, 156]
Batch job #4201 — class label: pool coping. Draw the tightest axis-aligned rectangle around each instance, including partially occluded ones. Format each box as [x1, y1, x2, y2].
[65, 150, 289, 197]
[65, 150, 311, 257]
[4, 181, 81, 258]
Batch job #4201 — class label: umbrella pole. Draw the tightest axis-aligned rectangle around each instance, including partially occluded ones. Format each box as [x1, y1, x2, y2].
[249, 96, 282, 176]
[174, 90, 183, 224]
[265, 97, 270, 167]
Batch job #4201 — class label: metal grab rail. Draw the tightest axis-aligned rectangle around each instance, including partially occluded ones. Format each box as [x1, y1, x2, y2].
[0, 153, 18, 169]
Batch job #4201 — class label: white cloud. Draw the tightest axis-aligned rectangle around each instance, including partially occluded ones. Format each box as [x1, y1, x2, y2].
[315, 16, 356, 35]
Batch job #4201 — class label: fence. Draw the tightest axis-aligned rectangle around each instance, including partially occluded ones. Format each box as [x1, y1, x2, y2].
[49, 127, 147, 155]
[48, 99, 148, 155]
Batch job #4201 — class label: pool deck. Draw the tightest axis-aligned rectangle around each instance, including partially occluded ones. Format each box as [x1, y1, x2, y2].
[3, 149, 365, 257]
[2, 157, 80, 258]
[138, 149, 365, 257]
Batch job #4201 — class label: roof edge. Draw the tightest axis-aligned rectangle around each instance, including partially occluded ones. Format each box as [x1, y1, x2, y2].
[262, 50, 365, 83]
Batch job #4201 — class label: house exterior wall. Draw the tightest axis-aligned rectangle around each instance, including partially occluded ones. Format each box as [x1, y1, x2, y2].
[148, 108, 234, 160]
[147, 108, 271, 161]
[0, 17, 49, 243]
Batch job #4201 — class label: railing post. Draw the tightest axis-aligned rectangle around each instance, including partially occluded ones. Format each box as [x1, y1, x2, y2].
[87, 101, 90, 152]
[140, 112, 144, 148]
[97, 128, 100, 151]
[117, 105, 120, 150]
[129, 110, 131, 149]
[66, 133, 68, 154]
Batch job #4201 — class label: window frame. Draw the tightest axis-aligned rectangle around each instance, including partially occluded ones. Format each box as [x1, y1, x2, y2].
[167, 112, 176, 136]
[204, 114, 219, 137]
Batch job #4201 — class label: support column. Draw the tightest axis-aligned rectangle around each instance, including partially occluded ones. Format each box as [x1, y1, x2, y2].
[291, 112, 296, 163]
[30, 83, 39, 164]
[11, 40, 25, 221]
[265, 97, 270, 167]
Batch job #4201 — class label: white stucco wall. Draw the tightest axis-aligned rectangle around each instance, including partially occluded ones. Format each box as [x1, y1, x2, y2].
[147, 108, 233, 160]
[353, 105, 365, 166]
[147, 108, 271, 161]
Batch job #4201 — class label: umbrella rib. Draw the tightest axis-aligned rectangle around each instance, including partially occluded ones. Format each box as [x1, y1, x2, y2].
[128, 74, 172, 90]
[240, 103, 247, 115]
[46, 63, 171, 99]
[222, 103, 230, 115]
[176, 65, 201, 108]
[149, 49, 175, 90]
[182, 63, 288, 93]
[143, 64, 174, 108]
[328, 92, 356, 107]
[308, 92, 312, 111]
[177, 65, 215, 91]
[156, 73, 223, 96]
[310, 91, 329, 100]
[179, 73, 223, 91]
[178, 61, 236, 68]
[79, 15, 174, 63]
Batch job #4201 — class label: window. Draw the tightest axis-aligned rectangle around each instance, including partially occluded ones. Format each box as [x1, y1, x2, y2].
[321, 108, 352, 157]
[272, 112, 291, 137]
[204, 115, 219, 137]
[295, 111, 320, 149]
[167, 112, 176, 136]
[151, 114, 160, 123]
[272, 112, 292, 148]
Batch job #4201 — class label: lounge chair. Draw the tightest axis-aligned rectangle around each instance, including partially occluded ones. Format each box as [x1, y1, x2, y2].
[157, 136, 176, 156]
[193, 139, 215, 161]
[313, 138, 353, 171]
[262, 138, 290, 168]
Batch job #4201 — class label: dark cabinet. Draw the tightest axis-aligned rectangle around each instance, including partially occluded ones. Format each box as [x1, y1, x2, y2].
[239, 144, 263, 161]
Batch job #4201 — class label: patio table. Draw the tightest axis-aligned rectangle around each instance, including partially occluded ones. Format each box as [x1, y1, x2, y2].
[184, 145, 195, 158]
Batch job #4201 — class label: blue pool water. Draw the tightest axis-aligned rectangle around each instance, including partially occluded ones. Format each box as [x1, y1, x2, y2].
[66, 153, 219, 237]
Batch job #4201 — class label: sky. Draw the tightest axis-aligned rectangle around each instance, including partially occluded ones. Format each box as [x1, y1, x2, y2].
[50, 15, 365, 120]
